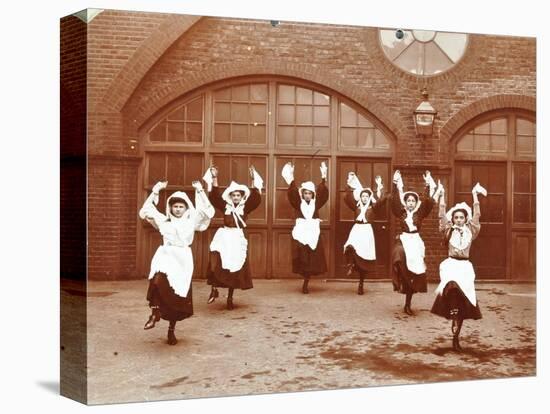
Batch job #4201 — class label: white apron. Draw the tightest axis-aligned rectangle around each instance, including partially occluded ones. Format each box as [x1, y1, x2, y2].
[149, 245, 193, 297]
[292, 218, 321, 250]
[210, 227, 248, 272]
[435, 258, 477, 306]
[344, 223, 376, 260]
[399, 232, 426, 275]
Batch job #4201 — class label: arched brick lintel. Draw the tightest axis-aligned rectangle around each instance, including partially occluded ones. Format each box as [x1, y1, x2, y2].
[440, 94, 536, 142]
[99, 14, 203, 112]
[124, 60, 408, 141]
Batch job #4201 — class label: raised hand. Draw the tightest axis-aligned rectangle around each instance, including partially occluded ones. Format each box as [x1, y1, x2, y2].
[472, 182, 487, 196]
[152, 180, 168, 194]
[433, 179, 445, 202]
[423, 170, 432, 185]
[393, 170, 402, 183]
[210, 166, 218, 178]
[249, 165, 256, 179]
[320, 161, 328, 179]
[192, 180, 203, 191]
[281, 162, 295, 185]
[347, 172, 357, 187]
[375, 175, 383, 188]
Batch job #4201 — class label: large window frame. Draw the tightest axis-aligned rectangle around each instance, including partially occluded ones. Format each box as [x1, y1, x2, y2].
[451, 109, 536, 279]
[136, 76, 396, 279]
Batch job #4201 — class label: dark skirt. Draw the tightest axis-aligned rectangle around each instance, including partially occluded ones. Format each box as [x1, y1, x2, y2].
[345, 246, 376, 275]
[431, 281, 482, 320]
[292, 237, 327, 277]
[391, 241, 427, 294]
[207, 251, 254, 290]
[146, 272, 193, 322]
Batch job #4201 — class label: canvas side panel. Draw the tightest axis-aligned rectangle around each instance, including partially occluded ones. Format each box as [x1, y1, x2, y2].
[60, 13, 88, 404]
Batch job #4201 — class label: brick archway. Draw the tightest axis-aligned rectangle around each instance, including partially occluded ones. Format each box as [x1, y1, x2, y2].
[440, 94, 536, 142]
[123, 60, 407, 140]
[99, 14, 203, 112]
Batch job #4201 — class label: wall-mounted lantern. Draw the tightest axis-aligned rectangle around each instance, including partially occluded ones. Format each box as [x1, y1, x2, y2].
[413, 88, 437, 137]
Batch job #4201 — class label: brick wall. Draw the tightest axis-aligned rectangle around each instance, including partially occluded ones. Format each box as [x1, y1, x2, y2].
[68, 11, 536, 280]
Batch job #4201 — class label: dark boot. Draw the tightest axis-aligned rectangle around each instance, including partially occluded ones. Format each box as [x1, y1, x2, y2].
[207, 287, 219, 304]
[227, 288, 234, 310]
[452, 317, 463, 352]
[404, 292, 414, 315]
[144, 306, 161, 330]
[302, 277, 310, 294]
[167, 321, 178, 345]
[357, 277, 364, 295]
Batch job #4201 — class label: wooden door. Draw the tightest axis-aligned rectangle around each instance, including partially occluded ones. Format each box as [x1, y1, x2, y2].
[454, 162, 507, 278]
[511, 162, 536, 280]
[335, 158, 391, 278]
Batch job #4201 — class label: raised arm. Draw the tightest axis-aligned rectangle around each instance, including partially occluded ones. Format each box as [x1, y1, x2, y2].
[469, 184, 483, 239]
[207, 166, 226, 212]
[139, 181, 168, 230]
[418, 184, 435, 219]
[244, 166, 263, 214]
[371, 175, 387, 216]
[390, 182, 404, 217]
[287, 180, 302, 210]
[438, 188, 451, 234]
[344, 190, 357, 211]
[208, 186, 226, 212]
[315, 179, 329, 210]
[191, 181, 215, 231]
[244, 187, 262, 214]
[372, 190, 389, 217]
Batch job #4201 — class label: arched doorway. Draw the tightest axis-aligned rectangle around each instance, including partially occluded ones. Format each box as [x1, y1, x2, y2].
[136, 77, 396, 279]
[451, 109, 536, 280]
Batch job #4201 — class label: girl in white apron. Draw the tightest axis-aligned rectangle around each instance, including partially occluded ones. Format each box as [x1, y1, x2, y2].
[282, 161, 329, 294]
[204, 165, 263, 310]
[343, 172, 387, 295]
[390, 170, 440, 315]
[431, 182, 486, 351]
[139, 180, 214, 345]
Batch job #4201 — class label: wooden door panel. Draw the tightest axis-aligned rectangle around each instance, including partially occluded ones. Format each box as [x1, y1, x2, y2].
[511, 232, 536, 280]
[247, 229, 268, 278]
[455, 162, 506, 278]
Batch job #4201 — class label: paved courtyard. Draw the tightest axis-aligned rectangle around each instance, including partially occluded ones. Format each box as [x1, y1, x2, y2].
[71, 279, 536, 404]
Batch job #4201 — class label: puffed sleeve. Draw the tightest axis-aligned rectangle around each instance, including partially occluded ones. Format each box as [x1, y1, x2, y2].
[244, 187, 262, 214]
[139, 191, 167, 230]
[315, 179, 329, 210]
[192, 190, 215, 231]
[371, 191, 389, 217]
[344, 190, 357, 211]
[418, 186, 435, 219]
[390, 183, 404, 217]
[208, 186, 226, 212]
[287, 180, 302, 210]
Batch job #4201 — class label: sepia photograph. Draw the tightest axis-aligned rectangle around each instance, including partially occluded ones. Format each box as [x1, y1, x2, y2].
[60, 6, 537, 405]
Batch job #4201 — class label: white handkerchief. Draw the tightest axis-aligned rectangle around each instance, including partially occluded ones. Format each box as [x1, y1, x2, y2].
[282, 163, 294, 185]
[202, 169, 214, 192]
[252, 170, 264, 194]
[473, 182, 488, 196]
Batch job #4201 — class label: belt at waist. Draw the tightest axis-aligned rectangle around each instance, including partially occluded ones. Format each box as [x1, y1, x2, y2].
[449, 256, 469, 261]
[354, 221, 371, 225]
[400, 230, 419, 234]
